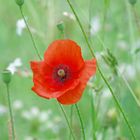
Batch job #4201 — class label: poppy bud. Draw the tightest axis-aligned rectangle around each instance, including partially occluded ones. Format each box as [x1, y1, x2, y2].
[15, 0, 24, 6]
[2, 70, 12, 84]
[57, 22, 65, 33]
[128, 0, 137, 5]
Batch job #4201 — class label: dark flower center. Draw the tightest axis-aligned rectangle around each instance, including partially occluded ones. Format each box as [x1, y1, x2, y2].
[53, 64, 70, 83]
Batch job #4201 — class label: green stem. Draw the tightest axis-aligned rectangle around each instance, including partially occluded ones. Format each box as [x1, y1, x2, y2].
[66, 0, 136, 139]
[19, 6, 42, 60]
[58, 103, 75, 140]
[69, 105, 74, 140]
[118, 69, 140, 107]
[91, 95, 97, 140]
[6, 84, 15, 140]
[75, 104, 86, 140]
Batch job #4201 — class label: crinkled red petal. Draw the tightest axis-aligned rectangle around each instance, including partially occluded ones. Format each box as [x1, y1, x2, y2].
[57, 59, 96, 105]
[44, 39, 85, 73]
[30, 61, 79, 99]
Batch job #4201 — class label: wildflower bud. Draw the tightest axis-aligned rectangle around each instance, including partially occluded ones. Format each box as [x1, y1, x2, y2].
[15, 0, 24, 6]
[101, 49, 118, 75]
[57, 22, 65, 33]
[128, 0, 137, 5]
[2, 70, 12, 84]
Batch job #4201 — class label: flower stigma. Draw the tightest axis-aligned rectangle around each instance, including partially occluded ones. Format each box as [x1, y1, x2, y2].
[57, 69, 66, 78]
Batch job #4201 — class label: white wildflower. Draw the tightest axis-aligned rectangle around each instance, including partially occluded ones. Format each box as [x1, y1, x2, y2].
[118, 64, 136, 80]
[7, 58, 22, 75]
[117, 40, 128, 50]
[13, 100, 23, 110]
[39, 111, 50, 123]
[63, 11, 75, 20]
[29, 107, 40, 119]
[90, 16, 101, 36]
[102, 88, 112, 99]
[0, 105, 7, 116]
[22, 110, 32, 120]
[16, 18, 26, 36]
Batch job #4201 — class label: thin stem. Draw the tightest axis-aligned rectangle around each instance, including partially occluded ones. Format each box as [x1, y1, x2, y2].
[91, 95, 97, 140]
[69, 105, 74, 140]
[66, 0, 95, 58]
[75, 104, 86, 140]
[58, 103, 75, 140]
[19, 6, 42, 60]
[118, 69, 140, 107]
[6, 84, 15, 140]
[102, 0, 110, 41]
[66, 0, 136, 139]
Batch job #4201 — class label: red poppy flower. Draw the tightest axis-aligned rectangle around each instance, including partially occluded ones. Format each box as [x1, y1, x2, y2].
[30, 40, 96, 105]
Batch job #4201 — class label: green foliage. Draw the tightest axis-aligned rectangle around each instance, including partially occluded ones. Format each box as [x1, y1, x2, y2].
[128, 0, 137, 5]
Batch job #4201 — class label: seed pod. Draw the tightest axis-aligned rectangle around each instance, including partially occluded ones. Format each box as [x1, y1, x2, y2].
[15, 0, 24, 6]
[57, 22, 65, 33]
[128, 0, 137, 5]
[2, 70, 12, 84]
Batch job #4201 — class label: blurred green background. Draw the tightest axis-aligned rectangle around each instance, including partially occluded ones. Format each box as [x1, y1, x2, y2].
[0, 0, 140, 140]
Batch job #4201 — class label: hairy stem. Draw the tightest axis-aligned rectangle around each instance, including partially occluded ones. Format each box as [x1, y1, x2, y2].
[6, 84, 15, 140]
[66, 0, 136, 139]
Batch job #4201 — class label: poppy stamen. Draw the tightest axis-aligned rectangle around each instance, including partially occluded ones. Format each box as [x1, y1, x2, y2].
[57, 69, 66, 78]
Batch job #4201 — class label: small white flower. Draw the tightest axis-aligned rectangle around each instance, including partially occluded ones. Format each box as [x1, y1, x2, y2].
[7, 58, 22, 75]
[0, 105, 7, 116]
[30, 107, 40, 117]
[117, 40, 128, 50]
[118, 64, 136, 80]
[90, 16, 101, 36]
[13, 100, 23, 110]
[16, 18, 26, 36]
[39, 111, 50, 123]
[102, 88, 112, 99]
[63, 11, 75, 20]
[22, 110, 32, 120]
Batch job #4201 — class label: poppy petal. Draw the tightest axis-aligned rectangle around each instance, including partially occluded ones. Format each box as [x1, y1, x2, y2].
[44, 40, 85, 72]
[30, 61, 79, 98]
[57, 59, 96, 105]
